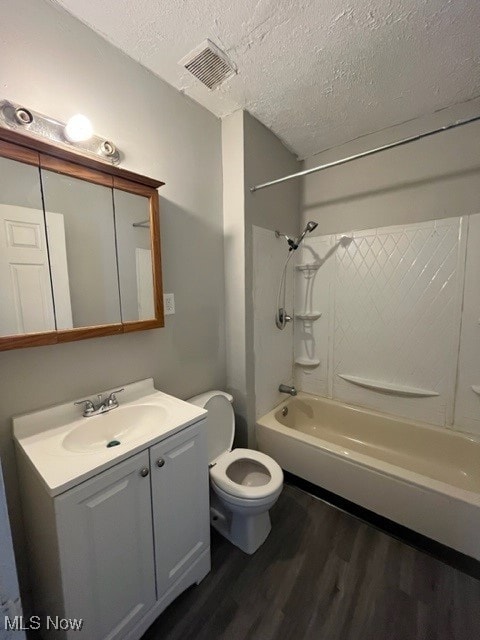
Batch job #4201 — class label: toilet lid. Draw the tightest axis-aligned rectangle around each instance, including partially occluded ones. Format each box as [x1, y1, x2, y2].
[204, 395, 235, 464]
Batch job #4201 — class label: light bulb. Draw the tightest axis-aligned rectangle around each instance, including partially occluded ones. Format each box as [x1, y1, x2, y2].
[64, 114, 93, 143]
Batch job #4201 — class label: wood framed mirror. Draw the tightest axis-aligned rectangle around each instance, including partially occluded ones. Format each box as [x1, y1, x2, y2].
[0, 128, 164, 351]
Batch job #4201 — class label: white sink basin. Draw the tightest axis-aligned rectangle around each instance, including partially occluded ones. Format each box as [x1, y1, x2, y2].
[62, 404, 167, 453]
[13, 379, 207, 496]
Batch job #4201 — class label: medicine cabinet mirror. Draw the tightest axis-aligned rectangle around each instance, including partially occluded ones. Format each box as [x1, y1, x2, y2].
[0, 129, 164, 350]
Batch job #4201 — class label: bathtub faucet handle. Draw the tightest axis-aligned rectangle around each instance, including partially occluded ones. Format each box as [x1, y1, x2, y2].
[279, 384, 297, 396]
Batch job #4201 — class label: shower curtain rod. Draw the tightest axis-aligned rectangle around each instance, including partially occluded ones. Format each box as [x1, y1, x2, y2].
[250, 114, 480, 192]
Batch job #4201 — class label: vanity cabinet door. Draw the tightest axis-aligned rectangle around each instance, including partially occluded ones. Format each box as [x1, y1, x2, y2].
[150, 422, 210, 597]
[54, 451, 156, 640]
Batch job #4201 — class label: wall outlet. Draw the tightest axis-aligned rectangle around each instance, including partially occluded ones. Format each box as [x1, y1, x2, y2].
[163, 293, 175, 315]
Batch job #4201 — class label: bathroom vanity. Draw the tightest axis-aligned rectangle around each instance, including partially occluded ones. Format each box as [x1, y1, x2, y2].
[13, 379, 210, 640]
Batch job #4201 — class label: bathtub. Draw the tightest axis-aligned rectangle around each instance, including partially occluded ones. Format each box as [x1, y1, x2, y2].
[256, 392, 480, 560]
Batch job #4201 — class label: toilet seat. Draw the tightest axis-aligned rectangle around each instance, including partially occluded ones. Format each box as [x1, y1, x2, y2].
[210, 448, 283, 500]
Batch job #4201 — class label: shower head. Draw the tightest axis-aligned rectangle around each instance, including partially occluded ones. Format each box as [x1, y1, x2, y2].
[275, 221, 318, 251]
[290, 220, 318, 250]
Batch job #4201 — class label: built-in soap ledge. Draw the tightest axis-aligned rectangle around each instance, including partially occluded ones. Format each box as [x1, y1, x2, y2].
[296, 263, 320, 272]
[295, 357, 320, 368]
[338, 374, 439, 397]
[295, 312, 322, 321]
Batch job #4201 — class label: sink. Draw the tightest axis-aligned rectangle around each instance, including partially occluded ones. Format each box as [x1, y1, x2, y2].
[13, 378, 208, 496]
[62, 404, 167, 453]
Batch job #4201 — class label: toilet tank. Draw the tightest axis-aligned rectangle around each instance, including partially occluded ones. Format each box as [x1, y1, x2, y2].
[188, 390, 234, 464]
[188, 390, 233, 407]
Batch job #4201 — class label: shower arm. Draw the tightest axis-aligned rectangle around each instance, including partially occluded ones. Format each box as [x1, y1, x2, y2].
[275, 221, 318, 252]
[275, 230, 297, 251]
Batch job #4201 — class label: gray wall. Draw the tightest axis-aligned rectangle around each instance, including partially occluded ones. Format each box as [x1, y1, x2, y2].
[244, 113, 300, 445]
[222, 110, 300, 446]
[243, 111, 300, 237]
[0, 0, 224, 598]
[222, 112, 248, 444]
[302, 99, 480, 234]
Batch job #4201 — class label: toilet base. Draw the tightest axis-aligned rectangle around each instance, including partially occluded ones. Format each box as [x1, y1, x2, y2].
[210, 491, 272, 554]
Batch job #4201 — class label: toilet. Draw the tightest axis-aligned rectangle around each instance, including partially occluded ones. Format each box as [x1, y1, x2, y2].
[188, 390, 283, 554]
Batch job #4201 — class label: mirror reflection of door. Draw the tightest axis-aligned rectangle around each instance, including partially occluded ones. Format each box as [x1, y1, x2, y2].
[0, 205, 73, 336]
[0, 204, 55, 335]
[0, 155, 60, 336]
[45, 211, 73, 330]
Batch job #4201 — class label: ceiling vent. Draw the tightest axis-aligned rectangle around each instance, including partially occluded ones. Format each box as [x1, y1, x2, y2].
[179, 39, 236, 90]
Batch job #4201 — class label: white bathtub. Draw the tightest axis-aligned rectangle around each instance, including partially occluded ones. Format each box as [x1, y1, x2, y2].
[256, 392, 480, 560]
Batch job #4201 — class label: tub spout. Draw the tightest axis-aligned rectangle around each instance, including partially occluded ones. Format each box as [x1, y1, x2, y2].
[279, 384, 297, 396]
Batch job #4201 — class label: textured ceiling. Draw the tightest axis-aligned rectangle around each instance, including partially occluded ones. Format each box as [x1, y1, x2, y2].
[54, 0, 480, 159]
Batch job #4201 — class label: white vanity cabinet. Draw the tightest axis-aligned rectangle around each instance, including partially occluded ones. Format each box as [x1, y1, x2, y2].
[17, 419, 210, 640]
[150, 424, 210, 597]
[55, 450, 156, 640]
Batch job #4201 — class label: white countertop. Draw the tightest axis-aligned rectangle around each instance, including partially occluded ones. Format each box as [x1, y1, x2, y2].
[13, 378, 207, 497]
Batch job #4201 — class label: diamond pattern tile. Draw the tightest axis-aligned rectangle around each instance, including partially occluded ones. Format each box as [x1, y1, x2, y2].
[333, 219, 464, 424]
[293, 218, 465, 426]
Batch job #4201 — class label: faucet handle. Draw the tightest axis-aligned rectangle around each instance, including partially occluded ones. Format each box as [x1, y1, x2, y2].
[106, 388, 124, 406]
[74, 399, 95, 415]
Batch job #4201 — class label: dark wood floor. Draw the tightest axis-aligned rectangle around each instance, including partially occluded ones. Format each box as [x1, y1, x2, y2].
[142, 484, 480, 640]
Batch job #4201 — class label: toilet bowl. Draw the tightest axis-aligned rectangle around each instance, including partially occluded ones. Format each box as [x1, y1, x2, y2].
[188, 391, 283, 554]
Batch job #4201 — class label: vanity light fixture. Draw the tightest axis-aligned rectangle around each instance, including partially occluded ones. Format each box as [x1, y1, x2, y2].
[0, 99, 121, 165]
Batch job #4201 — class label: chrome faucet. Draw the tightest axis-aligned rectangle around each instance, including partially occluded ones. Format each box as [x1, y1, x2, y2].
[278, 384, 297, 396]
[74, 388, 125, 417]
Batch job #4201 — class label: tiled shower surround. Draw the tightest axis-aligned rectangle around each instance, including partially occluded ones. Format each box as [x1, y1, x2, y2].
[253, 214, 480, 436]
